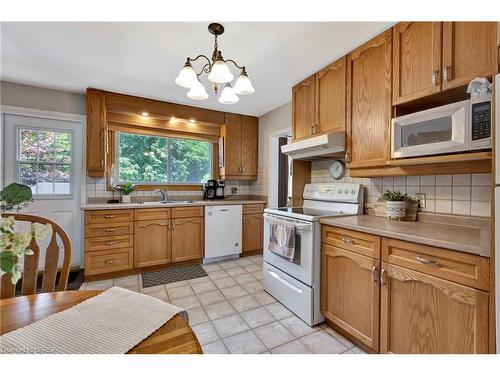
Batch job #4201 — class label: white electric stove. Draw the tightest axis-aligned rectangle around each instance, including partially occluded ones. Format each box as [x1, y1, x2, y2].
[263, 183, 364, 326]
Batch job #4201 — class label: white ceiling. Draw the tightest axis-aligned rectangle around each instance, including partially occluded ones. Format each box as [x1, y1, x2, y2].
[1, 22, 395, 116]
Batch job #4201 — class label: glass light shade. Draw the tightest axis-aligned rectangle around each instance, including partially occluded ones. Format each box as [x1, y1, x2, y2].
[234, 73, 255, 95]
[218, 84, 239, 104]
[208, 59, 234, 83]
[187, 80, 209, 100]
[175, 63, 197, 88]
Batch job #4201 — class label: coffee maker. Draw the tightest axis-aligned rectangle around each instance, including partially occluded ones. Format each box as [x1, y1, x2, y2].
[204, 180, 225, 200]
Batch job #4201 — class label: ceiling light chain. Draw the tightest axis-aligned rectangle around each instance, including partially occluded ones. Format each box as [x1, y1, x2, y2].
[175, 23, 255, 104]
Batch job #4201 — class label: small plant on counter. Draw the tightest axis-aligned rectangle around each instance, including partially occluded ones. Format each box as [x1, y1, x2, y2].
[1, 183, 51, 284]
[382, 190, 409, 202]
[382, 190, 409, 220]
[118, 182, 136, 203]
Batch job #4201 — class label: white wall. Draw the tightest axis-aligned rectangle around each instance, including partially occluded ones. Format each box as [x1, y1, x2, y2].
[251, 102, 292, 202]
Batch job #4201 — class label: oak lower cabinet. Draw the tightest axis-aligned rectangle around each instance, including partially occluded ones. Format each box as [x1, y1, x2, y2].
[134, 219, 171, 268]
[322, 244, 380, 351]
[171, 217, 204, 262]
[242, 213, 264, 253]
[380, 262, 489, 354]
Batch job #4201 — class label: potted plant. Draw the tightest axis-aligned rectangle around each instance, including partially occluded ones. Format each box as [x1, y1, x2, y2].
[382, 190, 409, 220]
[1, 183, 51, 284]
[118, 182, 136, 203]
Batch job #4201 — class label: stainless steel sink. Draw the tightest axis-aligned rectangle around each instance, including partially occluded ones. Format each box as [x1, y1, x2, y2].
[138, 200, 196, 205]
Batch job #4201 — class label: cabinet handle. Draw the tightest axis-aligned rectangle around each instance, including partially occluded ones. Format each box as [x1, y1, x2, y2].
[104, 260, 115, 265]
[443, 65, 450, 82]
[104, 215, 115, 219]
[431, 70, 439, 86]
[104, 228, 115, 232]
[371, 266, 379, 283]
[104, 241, 114, 245]
[345, 152, 351, 163]
[416, 256, 439, 267]
[380, 269, 386, 285]
[172, 222, 176, 230]
[341, 237, 354, 245]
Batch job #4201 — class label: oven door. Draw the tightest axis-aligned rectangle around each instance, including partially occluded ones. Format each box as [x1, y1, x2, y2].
[263, 213, 315, 285]
[392, 99, 470, 158]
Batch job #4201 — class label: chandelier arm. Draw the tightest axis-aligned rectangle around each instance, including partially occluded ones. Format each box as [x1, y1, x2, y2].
[223, 59, 245, 71]
[188, 54, 212, 67]
[196, 63, 211, 77]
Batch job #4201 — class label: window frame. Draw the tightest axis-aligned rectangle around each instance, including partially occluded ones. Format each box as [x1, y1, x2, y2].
[113, 131, 213, 188]
[14, 126, 75, 199]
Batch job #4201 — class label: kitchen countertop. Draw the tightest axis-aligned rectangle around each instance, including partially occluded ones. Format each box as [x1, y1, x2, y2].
[81, 198, 267, 211]
[319, 215, 490, 258]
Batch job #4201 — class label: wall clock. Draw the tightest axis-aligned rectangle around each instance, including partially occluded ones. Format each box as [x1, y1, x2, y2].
[329, 160, 346, 180]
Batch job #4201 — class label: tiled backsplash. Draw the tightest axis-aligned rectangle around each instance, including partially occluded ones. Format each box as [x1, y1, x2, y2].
[86, 177, 252, 201]
[311, 159, 491, 217]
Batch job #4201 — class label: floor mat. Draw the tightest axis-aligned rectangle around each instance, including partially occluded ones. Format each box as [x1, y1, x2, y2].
[142, 264, 208, 288]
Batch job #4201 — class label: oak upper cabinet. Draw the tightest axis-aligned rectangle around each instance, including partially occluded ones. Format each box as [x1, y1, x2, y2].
[442, 22, 498, 91]
[292, 75, 316, 141]
[242, 213, 263, 253]
[346, 30, 392, 169]
[86, 88, 107, 177]
[171, 217, 204, 262]
[315, 56, 347, 134]
[322, 243, 380, 352]
[393, 22, 442, 104]
[380, 262, 489, 354]
[220, 113, 258, 180]
[134, 219, 171, 268]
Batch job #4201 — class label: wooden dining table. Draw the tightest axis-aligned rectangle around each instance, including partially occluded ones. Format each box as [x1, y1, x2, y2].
[0, 290, 202, 354]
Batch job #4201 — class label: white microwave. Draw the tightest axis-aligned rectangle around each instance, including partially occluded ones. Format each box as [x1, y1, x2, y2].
[392, 94, 492, 159]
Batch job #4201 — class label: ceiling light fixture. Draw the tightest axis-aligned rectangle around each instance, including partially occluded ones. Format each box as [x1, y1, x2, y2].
[175, 23, 255, 104]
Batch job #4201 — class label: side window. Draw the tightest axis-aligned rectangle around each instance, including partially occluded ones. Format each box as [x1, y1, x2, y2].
[17, 128, 72, 196]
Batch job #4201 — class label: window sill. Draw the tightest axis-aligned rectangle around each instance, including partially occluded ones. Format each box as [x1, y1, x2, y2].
[107, 184, 204, 192]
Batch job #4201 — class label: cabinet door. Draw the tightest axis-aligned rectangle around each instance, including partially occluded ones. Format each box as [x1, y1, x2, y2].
[393, 22, 442, 104]
[223, 113, 242, 176]
[134, 220, 171, 268]
[315, 57, 346, 134]
[346, 30, 392, 168]
[442, 22, 497, 90]
[292, 76, 315, 141]
[86, 89, 107, 177]
[322, 244, 380, 351]
[171, 217, 204, 262]
[242, 213, 263, 252]
[380, 262, 489, 354]
[241, 116, 258, 177]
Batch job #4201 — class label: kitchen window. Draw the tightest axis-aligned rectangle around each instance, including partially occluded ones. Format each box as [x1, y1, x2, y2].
[16, 128, 73, 196]
[116, 132, 212, 185]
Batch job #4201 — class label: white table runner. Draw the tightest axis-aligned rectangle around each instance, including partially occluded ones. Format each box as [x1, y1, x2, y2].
[0, 287, 187, 354]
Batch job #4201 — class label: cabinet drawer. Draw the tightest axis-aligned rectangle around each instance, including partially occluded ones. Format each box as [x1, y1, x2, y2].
[84, 222, 134, 238]
[85, 235, 134, 252]
[84, 248, 133, 276]
[243, 204, 265, 214]
[134, 208, 171, 221]
[172, 206, 203, 218]
[382, 238, 490, 291]
[85, 210, 133, 224]
[322, 226, 381, 259]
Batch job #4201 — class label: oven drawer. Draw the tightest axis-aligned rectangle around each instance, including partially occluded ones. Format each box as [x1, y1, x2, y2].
[322, 226, 381, 259]
[263, 262, 318, 326]
[382, 238, 490, 291]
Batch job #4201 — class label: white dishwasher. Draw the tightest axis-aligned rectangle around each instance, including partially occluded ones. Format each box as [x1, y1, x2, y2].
[204, 205, 242, 263]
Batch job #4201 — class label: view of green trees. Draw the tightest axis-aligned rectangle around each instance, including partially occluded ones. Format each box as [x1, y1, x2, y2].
[118, 132, 211, 184]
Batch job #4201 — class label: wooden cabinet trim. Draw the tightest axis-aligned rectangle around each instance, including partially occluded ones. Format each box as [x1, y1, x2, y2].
[382, 238, 490, 291]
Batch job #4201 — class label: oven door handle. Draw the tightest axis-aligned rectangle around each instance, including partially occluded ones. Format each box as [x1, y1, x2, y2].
[268, 271, 303, 294]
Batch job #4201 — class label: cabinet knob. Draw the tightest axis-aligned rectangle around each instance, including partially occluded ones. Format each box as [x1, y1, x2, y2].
[104, 228, 115, 232]
[104, 241, 114, 246]
[104, 260, 115, 265]
[341, 237, 354, 245]
[104, 215, 115, 219]
[416, 256, 439, 267]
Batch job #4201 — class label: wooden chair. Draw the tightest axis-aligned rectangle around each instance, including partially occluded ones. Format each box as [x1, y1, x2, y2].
[1, 214, 72, 299]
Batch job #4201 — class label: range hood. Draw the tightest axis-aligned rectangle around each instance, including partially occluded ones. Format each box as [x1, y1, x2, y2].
[281, 132, 346, 160]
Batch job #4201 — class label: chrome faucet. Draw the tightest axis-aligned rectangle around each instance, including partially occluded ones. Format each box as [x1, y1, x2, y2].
[155, 189, 169, 202]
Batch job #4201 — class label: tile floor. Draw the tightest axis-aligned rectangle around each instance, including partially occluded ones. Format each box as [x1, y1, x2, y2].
[79, 255, 366, 354]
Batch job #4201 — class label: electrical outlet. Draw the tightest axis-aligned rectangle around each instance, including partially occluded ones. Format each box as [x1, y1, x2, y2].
[231, 187, 238, 195]
[415, 192, 426, 208]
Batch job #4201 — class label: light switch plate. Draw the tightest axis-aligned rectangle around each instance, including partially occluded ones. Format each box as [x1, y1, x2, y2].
[231, 187, 238, 195]
[415, 192, 426, 208]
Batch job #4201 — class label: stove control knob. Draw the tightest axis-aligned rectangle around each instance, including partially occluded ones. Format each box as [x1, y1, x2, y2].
[338, 189, 342, 193]
[344, 189, 349, 194]
[351, 189, 356, 194]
